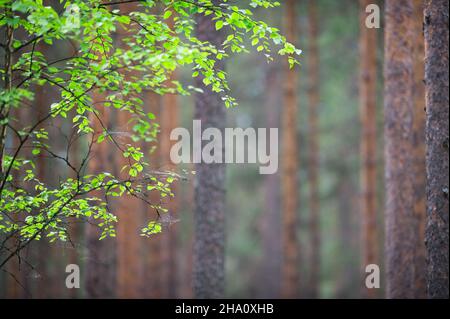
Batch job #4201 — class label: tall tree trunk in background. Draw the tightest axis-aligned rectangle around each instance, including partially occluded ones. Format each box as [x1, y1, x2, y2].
[281, 0, 300, 298]
[424, 0, 449, 299]
[113, 3, 145, 299]
[68, 125, 81, 299]
[411, 0, 427, 299]
[193, 4, 226, 298]
[115, 107, 144, 299]
[142, 92, 164, 298]
[5, 107, 25, 299]
[359, 0, 379, 299]
[34, 80, 52, 299]
[258, 65, 282, 298]
[86, 100, 116, 298]
[160, 69, 179, 298]
[307, 0, 320, 299]
[384, 0, 415, 298]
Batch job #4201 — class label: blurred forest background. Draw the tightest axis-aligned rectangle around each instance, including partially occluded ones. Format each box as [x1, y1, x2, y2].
[0, 0, 448, 299]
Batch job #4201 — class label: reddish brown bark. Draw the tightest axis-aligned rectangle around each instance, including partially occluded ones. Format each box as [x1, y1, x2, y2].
[115, 110, 144, 299]
[359, 0, 379, 299]
[142, 92, 165, 298]
[86, 99, 116, 298]
[411, 0, 427, 299]
[159, 70, 179, 298]
[384, 0, 416, 299]
[281, 0, 300, 298]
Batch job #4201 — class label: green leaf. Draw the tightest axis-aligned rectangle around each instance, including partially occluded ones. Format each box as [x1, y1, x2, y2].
[215, 20, 224, 30]
[163, 10, 172, 20]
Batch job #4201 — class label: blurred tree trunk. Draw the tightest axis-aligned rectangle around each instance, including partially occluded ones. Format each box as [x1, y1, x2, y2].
[193, 2, 226, 298]
[5, 106, 25, 299]
[142, 92, 164, 298]
[307, 0, 320, 299]
[34, 79, 52, 299]
[68, 119, 81, 299]
[258, 65, 282, 298]
[384, 0, 416, 298]
[424, 0, 449, 299]
[180, 176, 194, 298]
[86, 98, 116, 298]
[115, 107, 144, 299]
[160, 69, 179, 298]
[411, 0, 427, 299]
[359, 0, 379, 299]
[281, 0, 300, 298]
[114, 4, 144, 298]
[139, 3, 165, 299]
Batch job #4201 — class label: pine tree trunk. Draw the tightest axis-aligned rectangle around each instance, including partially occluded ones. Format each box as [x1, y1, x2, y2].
[193, 3, 226, 298]
[258, 65, 282, 298]
[112, 3, 147, 299]
[160, 69, 179, 298]
[281, 0, 300, 298]
[359, 0, 379, 299]
[424, 0, 449, 299]
[307, 0, 320, 299]
[384, 0, 415, 299]
[86, 99, 117, 298]
[411, 0, 427, 299]
[142, 92, 165, 298]
[115, 108, 144, 299]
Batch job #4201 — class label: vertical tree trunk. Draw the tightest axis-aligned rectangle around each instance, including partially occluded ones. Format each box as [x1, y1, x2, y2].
[115, 109, 144, 299]
[411, 0, 427, 299]
[86, 101, 116, 298]
[384, 0, 415, 299]
[160, 70, 179, 298]
[307, 0, 320, 299]
[281, 0, 300, 298]
[424, 0, 449, 299]
[193, 3, 226, 298]
[359, 0, 379, 299]
[142, 92, 164, 298]
[258, 65, 282, 298]
[5, 107, 24, 299]
[112, 3, 146, 299]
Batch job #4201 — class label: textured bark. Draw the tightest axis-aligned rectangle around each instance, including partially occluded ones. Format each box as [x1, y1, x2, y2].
[258, 65, 282, 298]
[384, 0, 415, 299]
[193, 3, 226, 298]
[281, 0, 300, 298]
[86, 101, 116, 298]
[359, 0, 379, 299]
[424, 0, 449, 299]
[307, 0, 320, 299]
[411, 0, 427, 299]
